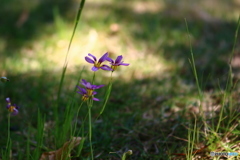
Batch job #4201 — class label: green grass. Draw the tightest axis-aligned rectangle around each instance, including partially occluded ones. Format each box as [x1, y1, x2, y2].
[0, 0, 240, 159]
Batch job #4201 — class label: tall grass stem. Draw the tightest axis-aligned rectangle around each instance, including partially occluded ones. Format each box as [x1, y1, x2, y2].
[184, 19, 203, 116]
[216, 16, 240, 132]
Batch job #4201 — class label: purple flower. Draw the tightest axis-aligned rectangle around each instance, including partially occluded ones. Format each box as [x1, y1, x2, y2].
[77, 79, 104, 101]
[6, 97, 19, 115]
[77, 87, 100, 101]
[81, 79, 104, 90]
[85, 52, 112, 71]
[106, 55, 129, 71]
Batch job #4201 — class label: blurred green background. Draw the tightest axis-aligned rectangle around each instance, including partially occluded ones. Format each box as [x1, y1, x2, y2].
[0, 0, 239, 159]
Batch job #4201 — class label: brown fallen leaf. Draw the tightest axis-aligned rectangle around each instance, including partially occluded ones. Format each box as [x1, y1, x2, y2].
[171, 145, 209, 156]
[39, 137, 81, 160]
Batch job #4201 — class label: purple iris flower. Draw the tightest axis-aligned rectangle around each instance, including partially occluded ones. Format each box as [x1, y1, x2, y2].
[106, 55, 129, 71]
[77, 87, 100, 101]
[85, 52, 112, 71]
[6, 97, 19, 115]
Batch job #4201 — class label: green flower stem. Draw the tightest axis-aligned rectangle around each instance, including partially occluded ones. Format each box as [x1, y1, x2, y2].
[73, 101, 84, 136]
[88, 99, 94, 160]
[92, 72, 95, 84]
[7, 113, 10, 145]
[6, 113, 11, 159]
[98, 72, 113, 116]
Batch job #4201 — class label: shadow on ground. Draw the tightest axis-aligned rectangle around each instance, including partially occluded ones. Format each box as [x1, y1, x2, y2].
[0, 0, 76, 53]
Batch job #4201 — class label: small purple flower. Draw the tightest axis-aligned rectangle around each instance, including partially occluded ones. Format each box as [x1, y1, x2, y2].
[85, 52, 112, 71]
[77, 79, 104, 101]
[6, 97, 19, 115]
[77, 87, 100, 101]
[81, 79, 104, 90]
[106, 55, 129, 71]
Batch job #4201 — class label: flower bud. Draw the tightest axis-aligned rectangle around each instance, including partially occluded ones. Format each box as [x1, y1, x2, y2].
[1, 77, 10, 82]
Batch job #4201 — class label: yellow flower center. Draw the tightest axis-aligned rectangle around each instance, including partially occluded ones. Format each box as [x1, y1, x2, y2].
[8, 106, 16, 113]
[82, 95, 89, 101]
[111, 65, 118, 71]
[87, 89, 94, 96]
[94, 62, 101, 68]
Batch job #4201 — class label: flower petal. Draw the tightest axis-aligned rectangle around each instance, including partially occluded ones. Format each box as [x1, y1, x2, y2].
[98, 52, 109, 63]
[80, 88, 87, 93]
[119, 62, 130, 66]
[115, 55, 123, 64]
[77, 87, 87, 95]
[88, 53, 97, 61]
[76, 86, 82, 90]
[93, 84, 104, 89]
[86, 83, 93, 89]
[91, 66, 99, 72]
[85, 57, 95, 64]
[100, 65, 113, 71]
[12, 108, 18, 115]
[105, 57, 114, 63]
[92, 97, 100, 101]
[81, 80, 93, 89]
[15, 105, 19, 110]
[81, 79, 88, 86]
[6, 97, 11, 103]
[77, 91, 83, 95]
